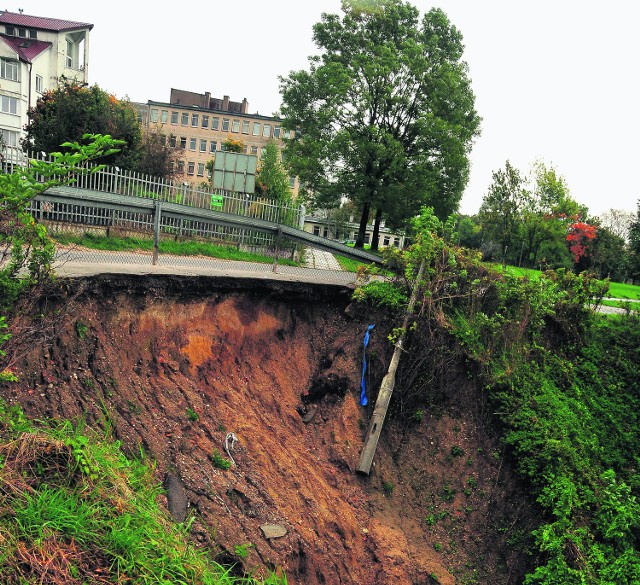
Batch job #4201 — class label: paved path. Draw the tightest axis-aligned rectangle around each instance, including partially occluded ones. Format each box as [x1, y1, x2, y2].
[52, 247, 357, 286]
[303, 248, 343, 271]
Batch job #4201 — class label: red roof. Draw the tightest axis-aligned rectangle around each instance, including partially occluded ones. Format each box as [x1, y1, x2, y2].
[0, 11, 93, 32]
[0, 35, 51, 62]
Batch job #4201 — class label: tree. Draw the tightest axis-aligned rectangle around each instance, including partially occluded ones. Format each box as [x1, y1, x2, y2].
[135, 127, 179, 179]
[23, 81, 141, 170]
[590, 226, 627, 281]
[279, 0, 480, 249]
[566, 221, 597, 272]
[255, 140, 292, 202]
[628, 200, 640, 283]
[479, 161, 527, 266]
[597, 208, 634, 242]
[519, 162, 584, 268]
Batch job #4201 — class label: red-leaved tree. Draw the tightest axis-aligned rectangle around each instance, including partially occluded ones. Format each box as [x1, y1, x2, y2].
[566, 221, 597, 270]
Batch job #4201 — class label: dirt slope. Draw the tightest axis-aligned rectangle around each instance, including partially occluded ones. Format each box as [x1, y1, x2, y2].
[1, 275, 533, 584]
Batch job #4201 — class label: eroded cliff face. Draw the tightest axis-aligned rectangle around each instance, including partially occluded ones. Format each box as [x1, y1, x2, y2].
[1, 275, 532, 584]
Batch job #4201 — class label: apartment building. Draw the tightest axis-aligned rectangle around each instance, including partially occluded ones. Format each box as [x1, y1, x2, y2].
[138, 89, 298, 194]
[0, 10, 91, 147]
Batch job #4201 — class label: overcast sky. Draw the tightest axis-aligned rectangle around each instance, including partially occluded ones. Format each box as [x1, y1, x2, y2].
[14, 1, 640, 217]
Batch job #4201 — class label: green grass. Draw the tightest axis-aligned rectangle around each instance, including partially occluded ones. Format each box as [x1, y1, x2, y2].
[52, 233, 299, 266]
[335, 254, 371, 273]
[487, 262, 640, 300]
[0, 399, 285, 584]
[607, 281, 640, 300]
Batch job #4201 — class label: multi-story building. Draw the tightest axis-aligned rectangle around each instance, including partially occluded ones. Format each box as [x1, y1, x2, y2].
[137, 89, 298, 194]
[0, 10, 91, 147]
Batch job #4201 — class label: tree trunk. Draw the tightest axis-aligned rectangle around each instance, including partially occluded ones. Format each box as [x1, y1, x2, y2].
[370, 208, 383, 252]
[355, 202, 370, 249]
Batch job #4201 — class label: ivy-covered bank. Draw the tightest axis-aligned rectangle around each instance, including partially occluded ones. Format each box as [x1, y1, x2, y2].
[355, 208, 640, 584]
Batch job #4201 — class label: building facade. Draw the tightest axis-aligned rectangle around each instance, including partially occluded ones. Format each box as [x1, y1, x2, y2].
[136, 89, 298, 194]
[0, 10, 91, 147]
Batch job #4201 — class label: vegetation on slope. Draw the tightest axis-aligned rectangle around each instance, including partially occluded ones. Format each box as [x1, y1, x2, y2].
[355, 207, 640, 584]
[0, 402, 285, 584]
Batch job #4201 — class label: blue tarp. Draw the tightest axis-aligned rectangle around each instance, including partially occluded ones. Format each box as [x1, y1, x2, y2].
[360, 324, 376, 406]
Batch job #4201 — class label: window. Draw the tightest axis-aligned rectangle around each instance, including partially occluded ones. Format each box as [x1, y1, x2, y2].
[201, 115, 209, 128]
[250, 146, 258, 154]
[150, 109, 158, 123]
[66, 39, 73, 68]
[0, 58, 20, 82]
[0, 128, 18, 147]
[168, 162, 174, 174]
[181, 113, 188, 125]
[177, 160, 185, 173]
[169, 135, 177, 148]
[1, 96, 18, 115]
[393, 238, 400, 247]
[197, 163, 205, 177]
[180, 137, 186, 150]
[5, 26, 14, 36]
[209, 140, 217, 153]
[262, 124, 272, 138]
[29, 30, 37, 40]
[211, 117, 219, 130]
[171, 111, 178, 124]
[18, 28, 26, 38]
[383, 236, 390, 247]
[187, 162, 195, 175]
[242, 121, 249, 134]
[313, 226, 321, 236]
[161, 110, 168, 123]
[364, 233, 371, 245]
[222, 118, 230, 132]
[273, 126, 281, 138]
[243, 145, 248, 153]
[200, 139, 207, 152]
[191, 113, 199, 127]
[189, 138, 196, 151]
[323, 227, 329, 238]
[35, 75, 43, 93]
[289, 176, 296, 188]
[232, 119, 240, 133]
[252, 123, 260, 136]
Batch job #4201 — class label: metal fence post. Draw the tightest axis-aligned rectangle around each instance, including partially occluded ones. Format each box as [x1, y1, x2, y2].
[152, 201, 162, 265]
[272, 225, 282, 273]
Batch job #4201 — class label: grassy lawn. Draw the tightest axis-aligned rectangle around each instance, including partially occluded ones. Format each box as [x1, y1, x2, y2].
[52, 233, 299, 266]
[487, 262, 640, 300]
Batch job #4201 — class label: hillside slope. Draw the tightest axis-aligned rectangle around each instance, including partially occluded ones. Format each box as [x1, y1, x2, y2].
[0, 275, 532, 584]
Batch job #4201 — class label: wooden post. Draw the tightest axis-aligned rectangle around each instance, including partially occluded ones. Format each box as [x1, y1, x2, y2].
[272, 225, 282, 273]
[357, 260, 425, 475]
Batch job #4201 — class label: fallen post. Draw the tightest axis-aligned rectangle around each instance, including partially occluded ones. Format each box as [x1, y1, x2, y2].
[356, 260, 425, 475]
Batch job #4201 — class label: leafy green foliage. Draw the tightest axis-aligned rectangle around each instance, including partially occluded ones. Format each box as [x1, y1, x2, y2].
[24, 81, 141, 170]
[352, 280, 407, 308]
[255, 140, 292, 202]
[279, 1, 480, 246]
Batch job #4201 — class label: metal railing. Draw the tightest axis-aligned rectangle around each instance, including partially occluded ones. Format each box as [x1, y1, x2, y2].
[1, 145, 304, 228]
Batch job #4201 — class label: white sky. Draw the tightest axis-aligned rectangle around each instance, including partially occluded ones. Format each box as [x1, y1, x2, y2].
[14, 0, 640, 217]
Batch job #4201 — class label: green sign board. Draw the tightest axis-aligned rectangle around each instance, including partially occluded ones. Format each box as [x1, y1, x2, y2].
[210, 194, 223, 209]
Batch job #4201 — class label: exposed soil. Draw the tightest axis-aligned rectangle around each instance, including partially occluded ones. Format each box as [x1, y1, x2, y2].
[0, 275, 535, 584]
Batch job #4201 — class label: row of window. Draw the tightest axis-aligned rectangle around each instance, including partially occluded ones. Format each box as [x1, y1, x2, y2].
[150, 108, 288, 139]
[5, 25, 37, 39]
[311, 225, 401, 247]
[168, 135, 269, 156]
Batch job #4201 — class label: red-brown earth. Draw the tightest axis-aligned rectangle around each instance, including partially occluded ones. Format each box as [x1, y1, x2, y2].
[0, 275, 534, 584]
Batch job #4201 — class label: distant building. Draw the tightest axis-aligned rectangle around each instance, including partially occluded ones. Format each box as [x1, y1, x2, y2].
[303, 210, 406, 249]
[135, 89, 299, 195]
[0, 10, 92, 147]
